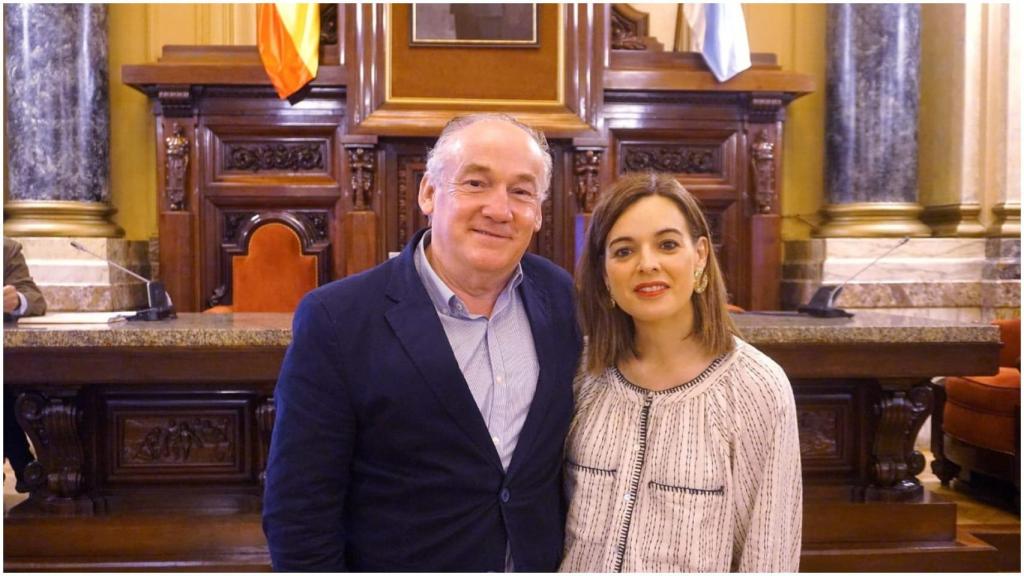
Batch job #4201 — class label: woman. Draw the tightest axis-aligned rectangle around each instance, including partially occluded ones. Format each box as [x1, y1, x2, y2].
[561, 173, 802, 572]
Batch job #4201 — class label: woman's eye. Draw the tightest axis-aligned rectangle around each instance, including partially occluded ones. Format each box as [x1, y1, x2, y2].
[660, 240, 679, 250]
[612, 247, 632, 258]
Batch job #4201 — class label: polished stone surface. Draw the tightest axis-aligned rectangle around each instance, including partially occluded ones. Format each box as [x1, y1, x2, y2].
[2, 311, 999, 349]
[826, 4, 920, 204]
[3, 4, 110, 202]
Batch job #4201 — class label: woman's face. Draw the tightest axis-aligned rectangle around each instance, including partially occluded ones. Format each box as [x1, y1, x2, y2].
[603, 195, 709, 327]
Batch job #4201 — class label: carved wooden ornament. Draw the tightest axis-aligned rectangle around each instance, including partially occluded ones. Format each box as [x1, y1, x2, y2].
[165, 123, 190, 211]
[750, 131, 776, 214]
[347, 146, 376, 211]
[574, 149, 602, 213]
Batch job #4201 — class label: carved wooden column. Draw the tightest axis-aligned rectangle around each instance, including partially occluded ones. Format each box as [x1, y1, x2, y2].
[15, 391, 93, 514]
[156, 87, 198, 311]
[343, 143, 379, 275]
[746, 96, 785, 310]
[573, 148, 603, 264]
[865, 381, 933, 501]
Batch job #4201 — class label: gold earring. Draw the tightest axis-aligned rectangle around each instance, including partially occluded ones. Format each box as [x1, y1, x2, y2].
[610, 296, 617, 309]
[694, 268, 708, 294]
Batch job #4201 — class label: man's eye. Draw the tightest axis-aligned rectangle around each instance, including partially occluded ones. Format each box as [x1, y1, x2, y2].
[512, 188, 536, 198]
[464, 179, 486, 189]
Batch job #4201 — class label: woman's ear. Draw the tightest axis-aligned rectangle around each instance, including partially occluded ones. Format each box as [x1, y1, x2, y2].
[697, 236, 710, 269]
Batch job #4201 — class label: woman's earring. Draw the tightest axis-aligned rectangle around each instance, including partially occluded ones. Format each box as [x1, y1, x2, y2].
[610, 296, 617, 309]
[694, 267, 708, 294]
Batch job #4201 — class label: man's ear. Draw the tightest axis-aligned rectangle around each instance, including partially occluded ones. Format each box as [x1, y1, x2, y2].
[418, 173, 436, 217]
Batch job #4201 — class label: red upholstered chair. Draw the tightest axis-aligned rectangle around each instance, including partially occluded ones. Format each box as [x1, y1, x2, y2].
[931, 318, 1020, 501]
[205, 222, 319, 314]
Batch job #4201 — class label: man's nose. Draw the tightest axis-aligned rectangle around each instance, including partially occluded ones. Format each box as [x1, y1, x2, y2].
[481, 187, 513, 222]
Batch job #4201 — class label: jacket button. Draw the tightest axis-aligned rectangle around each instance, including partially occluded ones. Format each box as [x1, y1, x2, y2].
[500, 488, 511, 503]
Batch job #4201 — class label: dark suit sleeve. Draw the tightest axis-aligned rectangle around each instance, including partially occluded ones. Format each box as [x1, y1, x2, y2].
[263, 292, 355, 571]
[4, 239, 46, 317]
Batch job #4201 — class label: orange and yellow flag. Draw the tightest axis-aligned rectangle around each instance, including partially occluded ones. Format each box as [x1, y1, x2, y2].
[257, 3, 320, 99]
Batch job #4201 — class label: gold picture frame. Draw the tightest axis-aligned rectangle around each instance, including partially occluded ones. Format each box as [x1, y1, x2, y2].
[411, 4, 539, 47]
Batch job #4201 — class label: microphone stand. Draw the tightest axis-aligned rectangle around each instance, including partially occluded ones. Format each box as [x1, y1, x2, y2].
[798, 237, 910, 318]
[70, 241, 176, 321]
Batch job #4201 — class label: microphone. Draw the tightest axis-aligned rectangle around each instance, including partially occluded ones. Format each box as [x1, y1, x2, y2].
[70, 241, 177, 321]
[798, 237, 910, 318]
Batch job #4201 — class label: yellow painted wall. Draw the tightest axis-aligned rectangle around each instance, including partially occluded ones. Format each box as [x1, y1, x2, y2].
[108, 4, 256, 240]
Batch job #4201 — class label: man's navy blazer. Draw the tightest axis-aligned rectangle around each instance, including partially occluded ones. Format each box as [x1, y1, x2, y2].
[263, 228, 582, 571]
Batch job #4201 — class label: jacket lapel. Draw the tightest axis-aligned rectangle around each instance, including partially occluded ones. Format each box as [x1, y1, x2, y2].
[384, 231, 504, 471]
[506, 268, 558, 477]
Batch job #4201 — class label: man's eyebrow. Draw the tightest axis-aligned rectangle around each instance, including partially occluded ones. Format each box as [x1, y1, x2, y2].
[454, 163, 492, 176]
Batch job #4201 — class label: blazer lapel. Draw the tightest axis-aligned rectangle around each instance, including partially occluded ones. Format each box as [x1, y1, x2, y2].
[384, 231, 503, 471]
[506, 270, 558, 477]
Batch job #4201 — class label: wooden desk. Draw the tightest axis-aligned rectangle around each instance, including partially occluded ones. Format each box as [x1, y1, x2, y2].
[3, 312, 1002, 571]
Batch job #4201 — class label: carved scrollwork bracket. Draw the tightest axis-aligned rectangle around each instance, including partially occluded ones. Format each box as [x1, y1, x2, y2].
[750, 131, 776, 214]
[347, 145, 377, 211]
[866, 382, 933, 502]
[15, 391, 92, 513]
[574, 149, 603, 213]
[165, 123, 190, 211]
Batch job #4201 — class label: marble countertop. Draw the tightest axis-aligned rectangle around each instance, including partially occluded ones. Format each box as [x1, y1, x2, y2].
[3, 311, 1000, 349]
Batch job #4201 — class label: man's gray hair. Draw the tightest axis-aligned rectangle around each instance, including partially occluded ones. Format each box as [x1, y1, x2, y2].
[424, 113, 553, 201]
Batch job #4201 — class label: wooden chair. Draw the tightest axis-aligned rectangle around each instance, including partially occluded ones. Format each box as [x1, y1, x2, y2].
[931, 318, 1020, 503]
[206, 222, 320, 313]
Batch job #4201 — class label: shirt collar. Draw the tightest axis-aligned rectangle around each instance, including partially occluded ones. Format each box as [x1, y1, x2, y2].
[413, 230, 524, 319]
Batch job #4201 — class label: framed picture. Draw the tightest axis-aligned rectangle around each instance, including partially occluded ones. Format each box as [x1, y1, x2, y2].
[411, 4, 539, 47]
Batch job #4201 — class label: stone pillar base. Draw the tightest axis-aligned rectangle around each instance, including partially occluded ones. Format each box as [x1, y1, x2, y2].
[815, 202, 932, 238]
[4, 200, 124, 238]
[782, 237, 1020, 322]
[921, 203, 987, 237]
[17, 237, 150, 312]
[989, 202, 1021, 237]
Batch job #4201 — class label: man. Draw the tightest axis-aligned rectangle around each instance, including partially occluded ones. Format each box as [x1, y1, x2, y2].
[4, 237, 47, 493]
[263, 114, 582, 571]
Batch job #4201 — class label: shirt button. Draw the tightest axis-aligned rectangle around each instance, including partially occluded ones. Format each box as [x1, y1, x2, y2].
[492, 436, 501, 446]
[624, 493, 632, 502]
[496, 375, 503, 384]
[500, 489, 511, 503]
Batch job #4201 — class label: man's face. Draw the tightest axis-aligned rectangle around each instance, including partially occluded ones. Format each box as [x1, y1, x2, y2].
[418, 120, 545, 281]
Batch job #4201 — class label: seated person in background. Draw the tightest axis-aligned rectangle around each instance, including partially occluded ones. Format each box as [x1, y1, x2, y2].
[4, 237, 47, 493]
[4, 237, 46, 320]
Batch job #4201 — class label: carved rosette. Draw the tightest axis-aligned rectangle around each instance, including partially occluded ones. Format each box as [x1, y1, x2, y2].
[15, 392, 87, 504]
[347, 146, 376, 211]
[622, 146, 718, 174]
[574, 149, 602, 213]
[256, 397, 276, 487]
[750, 131, 776, 214]
[224, 143, 324, 173]
[165, 123, 190, 211]
[867, 383, 933, 501]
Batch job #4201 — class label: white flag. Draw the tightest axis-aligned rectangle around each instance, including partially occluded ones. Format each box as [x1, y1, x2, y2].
[684, 3, 752, 82]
